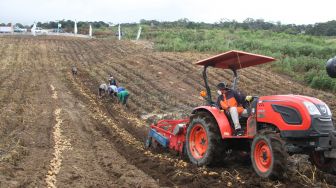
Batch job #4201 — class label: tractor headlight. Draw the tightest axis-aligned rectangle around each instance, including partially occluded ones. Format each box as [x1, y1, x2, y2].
[303, 101, 321, 115]
[324, 103, 332, 116]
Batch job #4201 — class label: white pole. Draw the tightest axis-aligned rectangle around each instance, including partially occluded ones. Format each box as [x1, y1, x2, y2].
[31, 22, 36, 36]
[74, 20, 77, 35]
[118, 24, 121, 40]
[136, 26, 142, 40]
[57, 21, 60, 35]
[89, 24, 92, 38]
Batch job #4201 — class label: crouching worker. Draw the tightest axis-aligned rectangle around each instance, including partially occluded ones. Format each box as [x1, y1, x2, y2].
[217, 82, 252, 136]
[117, 89, 129, 105]
[98, 83, 108, 98]
[108, 84, 118, 97]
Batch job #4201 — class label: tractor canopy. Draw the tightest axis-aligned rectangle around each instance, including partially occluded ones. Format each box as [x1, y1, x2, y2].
[196, 50, 276, 70]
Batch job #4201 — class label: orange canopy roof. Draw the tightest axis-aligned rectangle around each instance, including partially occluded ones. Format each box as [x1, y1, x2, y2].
[195, 50, 276, 69]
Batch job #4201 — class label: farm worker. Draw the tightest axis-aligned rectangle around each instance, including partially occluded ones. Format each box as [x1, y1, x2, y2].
[108, 84, 118, 96]
[108, 74, 117, 86]
[217, 82, 252, 136]
[117, 89, 129, 105]
[98, 83, 108, 97]
[71, 65, 77, 76]
[117, 87, 125, 93]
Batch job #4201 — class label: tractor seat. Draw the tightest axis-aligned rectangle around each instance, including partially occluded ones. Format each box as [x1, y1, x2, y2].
[224, 96, 259, 135]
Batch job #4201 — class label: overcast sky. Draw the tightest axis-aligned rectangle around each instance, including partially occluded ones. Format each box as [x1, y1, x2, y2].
[1, 0, 335, 25]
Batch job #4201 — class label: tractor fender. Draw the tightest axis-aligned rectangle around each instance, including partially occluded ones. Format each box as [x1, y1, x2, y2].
[191, 106, 232, 138]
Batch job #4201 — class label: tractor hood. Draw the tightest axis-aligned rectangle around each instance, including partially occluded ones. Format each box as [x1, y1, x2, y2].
[259, 94, 332, 117]
[195, 50, 276, 70]
[259, 95, 324, 104]
[258, 95, 333, 138]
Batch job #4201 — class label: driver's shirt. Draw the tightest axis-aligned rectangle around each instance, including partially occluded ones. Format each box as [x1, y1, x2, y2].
[219, 90, 244, 114]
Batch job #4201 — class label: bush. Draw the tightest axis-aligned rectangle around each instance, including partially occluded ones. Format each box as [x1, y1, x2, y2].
[310, 75, 334, 90]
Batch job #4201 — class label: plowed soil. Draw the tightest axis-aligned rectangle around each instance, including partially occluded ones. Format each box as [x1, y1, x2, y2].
[1, 35, 336, 188]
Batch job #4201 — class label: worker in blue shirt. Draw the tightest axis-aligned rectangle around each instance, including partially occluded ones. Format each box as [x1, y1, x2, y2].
[115, 87, 129, 105]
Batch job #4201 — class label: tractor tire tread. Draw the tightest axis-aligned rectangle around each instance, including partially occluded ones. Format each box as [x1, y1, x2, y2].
[186, 112, 224, 166]
[251, 132, 288, 179]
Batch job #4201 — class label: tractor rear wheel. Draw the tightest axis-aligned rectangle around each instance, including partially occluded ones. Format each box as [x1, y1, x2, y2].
[251, 132, 288, 179]
[186, 112, 223, 166]
[309, 151, 336, 175]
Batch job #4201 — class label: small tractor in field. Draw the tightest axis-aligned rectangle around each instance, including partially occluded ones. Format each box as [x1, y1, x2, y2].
[146, 50, 336, 179]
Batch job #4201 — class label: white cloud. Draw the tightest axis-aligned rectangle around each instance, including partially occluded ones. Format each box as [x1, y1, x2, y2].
[0, 0, 335, 25]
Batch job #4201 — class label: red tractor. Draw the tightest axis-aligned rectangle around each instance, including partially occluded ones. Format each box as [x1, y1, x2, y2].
[146, 50, 336, 179]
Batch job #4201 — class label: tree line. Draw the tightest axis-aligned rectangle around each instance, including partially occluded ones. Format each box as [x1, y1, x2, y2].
[139, 18, 336, 36]
[1, 18, 336, 36]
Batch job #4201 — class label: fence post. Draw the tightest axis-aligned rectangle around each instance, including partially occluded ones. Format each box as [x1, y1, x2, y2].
[136, 26, 142, 40]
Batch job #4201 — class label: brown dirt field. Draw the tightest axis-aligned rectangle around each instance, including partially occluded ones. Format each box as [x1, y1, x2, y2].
[0, 35, 336, 187]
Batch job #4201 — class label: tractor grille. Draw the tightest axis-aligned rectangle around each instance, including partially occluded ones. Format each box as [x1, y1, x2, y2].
[310, 117, 334, 136]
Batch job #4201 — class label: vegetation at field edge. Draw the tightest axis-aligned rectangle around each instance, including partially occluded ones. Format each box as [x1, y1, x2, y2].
[134, 26, 336, 93]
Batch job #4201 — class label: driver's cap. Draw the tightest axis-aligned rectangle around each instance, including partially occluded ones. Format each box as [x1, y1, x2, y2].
[217, 82, 229, 90]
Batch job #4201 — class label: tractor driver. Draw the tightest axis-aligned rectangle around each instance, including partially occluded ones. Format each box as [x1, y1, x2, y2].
[217, 82, 252, 136]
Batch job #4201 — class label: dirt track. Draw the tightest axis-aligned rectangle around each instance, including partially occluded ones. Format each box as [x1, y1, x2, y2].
[1, 36, 336, 187]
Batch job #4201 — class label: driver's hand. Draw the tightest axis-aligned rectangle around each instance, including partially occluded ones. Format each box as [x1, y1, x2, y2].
[220, 102, 229, 110]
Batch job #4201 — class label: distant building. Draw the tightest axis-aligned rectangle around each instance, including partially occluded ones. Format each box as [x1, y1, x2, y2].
[14, 26, 27, 32]
[0, 25, 13, 33]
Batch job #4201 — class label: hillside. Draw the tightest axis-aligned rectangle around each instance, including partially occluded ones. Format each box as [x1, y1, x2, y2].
[100, 25, 336, 93]
[0, 36, 336, 187]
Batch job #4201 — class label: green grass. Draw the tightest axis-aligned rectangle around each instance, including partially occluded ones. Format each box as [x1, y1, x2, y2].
[96, 25, 336, 92]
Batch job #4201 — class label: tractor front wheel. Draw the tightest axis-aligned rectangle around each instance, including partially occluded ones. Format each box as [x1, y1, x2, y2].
[309, 151, 336, 175]
[186, 113, 223, 166]
[251, 132, 288, 179]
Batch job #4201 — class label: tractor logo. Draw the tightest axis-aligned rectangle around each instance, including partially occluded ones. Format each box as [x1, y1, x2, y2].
[257, 109, 265, 118]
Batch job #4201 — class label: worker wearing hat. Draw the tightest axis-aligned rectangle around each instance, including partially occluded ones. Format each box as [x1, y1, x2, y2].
[108, 74, 117, 86]
[217, 82, 251, 136]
